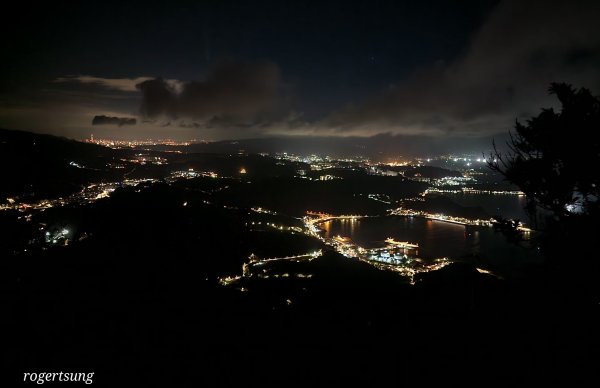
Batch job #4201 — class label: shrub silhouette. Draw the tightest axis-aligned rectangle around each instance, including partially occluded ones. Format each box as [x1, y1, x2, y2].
[489, 83, 600, 281]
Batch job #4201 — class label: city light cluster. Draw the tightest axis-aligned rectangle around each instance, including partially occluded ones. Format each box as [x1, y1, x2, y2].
[389, 207, 494, 226]
[1, 179, 158, 214]
[302, 212, 452, 283]
[84, 137, 200, 148]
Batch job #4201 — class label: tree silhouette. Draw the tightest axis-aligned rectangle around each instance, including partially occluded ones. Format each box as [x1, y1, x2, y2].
[489, 83, 600, 271]
[490, 83, 600, 218]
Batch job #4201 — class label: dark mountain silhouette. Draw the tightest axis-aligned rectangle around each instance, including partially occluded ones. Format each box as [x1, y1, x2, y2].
[403, 165, 463, 178]
[144, 133, 509, 159]
[1, 126, 599, 385]
[0, 128, 124, 200]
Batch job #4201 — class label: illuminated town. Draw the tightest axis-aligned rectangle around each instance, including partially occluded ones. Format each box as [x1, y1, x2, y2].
[2, 144, 533, 258]
[2, 142, 519, 283]
[83, 135, 203, 148]
[5, 2, 599, 383]
[301, 211, 452, 283]
[4, 2, 599, 384]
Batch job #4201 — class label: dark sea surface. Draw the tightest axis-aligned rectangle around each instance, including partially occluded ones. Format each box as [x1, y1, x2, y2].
[444, 193, 530, 220]
[321, 194, 541, 272]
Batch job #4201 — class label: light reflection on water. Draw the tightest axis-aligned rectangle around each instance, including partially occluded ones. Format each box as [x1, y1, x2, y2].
[323, 217, 466, 257]
[322, 216, 541, 271]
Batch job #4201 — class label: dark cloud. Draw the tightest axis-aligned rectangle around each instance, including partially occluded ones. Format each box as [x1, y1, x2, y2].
[322, 0, 600, 136]
[4, 0, 599, 144]
[92, 115, 137, 126]
[178, 122, 201, 128]
[136, 61, 282, 126]
[55, 76, 154, 92]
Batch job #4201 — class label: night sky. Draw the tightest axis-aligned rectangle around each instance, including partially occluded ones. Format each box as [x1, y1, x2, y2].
[1, 0, 599, 142]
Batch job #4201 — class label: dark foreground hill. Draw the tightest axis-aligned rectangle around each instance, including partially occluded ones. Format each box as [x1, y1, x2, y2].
[0, 128, 124, 200]
[2, 129, 599, 386]
[2, 182, 598, 386]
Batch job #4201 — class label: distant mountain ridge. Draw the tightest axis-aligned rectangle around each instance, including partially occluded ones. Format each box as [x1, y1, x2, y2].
[140, 133, 509, 159]
[0, 128, 122, 200]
